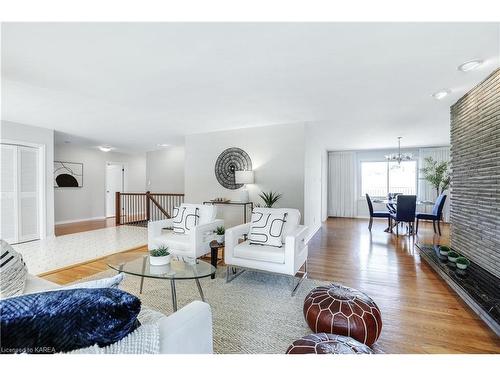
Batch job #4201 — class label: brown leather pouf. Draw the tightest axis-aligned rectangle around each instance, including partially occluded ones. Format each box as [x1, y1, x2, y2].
[286, 333, 374, 354]
[303, 283, 382, 346]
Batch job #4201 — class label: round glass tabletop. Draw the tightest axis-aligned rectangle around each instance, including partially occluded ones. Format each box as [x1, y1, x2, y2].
[108, 256, 216, 280]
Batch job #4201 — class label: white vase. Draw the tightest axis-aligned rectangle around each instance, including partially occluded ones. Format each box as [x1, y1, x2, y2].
[216, 234, 224, 244]
[149, 254, 171, 266]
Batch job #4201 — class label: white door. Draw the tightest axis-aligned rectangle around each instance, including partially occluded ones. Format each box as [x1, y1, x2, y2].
[1, 144, 18, 243]
[106, 163, 124, 217]
[0, 144, 40, 244]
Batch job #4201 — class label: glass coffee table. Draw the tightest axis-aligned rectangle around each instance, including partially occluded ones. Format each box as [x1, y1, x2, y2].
[108, 256, 216, 312]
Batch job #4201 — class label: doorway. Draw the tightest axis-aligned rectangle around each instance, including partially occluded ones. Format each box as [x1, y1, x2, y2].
[105, 162, 125, 218]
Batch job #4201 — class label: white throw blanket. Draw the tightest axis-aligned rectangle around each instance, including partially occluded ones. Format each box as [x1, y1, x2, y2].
[68, 307, 164, 354]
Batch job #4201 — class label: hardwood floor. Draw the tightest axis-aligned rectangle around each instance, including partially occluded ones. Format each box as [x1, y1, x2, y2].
[41, 246, 146, 285]
[43, 217, 500, 353]
[54, 217, 116, 236]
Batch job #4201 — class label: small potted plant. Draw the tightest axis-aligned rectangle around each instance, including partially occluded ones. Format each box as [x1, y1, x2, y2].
[149, 245, 171, 266]
[439, 245, 451, 256]
[259, 191, 282, 208]
[214, 226, 225, 244]
[447, 250, 459, 263]
[456, 256, 470, 270]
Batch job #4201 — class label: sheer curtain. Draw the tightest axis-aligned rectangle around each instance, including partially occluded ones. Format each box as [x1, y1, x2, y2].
[328, 151, 356, 217]
[418, 146, 450, 221]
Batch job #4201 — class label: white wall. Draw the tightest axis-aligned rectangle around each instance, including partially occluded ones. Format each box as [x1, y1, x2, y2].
[54, 144, 146, 223]
[1, 120, 55, 238]
[146, 146, 185, 193]
[185, 123, 305, 228]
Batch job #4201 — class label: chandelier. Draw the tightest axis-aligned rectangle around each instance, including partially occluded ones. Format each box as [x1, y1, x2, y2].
[385, 137, 412, 164]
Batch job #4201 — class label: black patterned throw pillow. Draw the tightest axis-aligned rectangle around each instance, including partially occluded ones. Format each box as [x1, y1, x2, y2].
[172, 206, 200, 234]
[249, 211, 288, 247]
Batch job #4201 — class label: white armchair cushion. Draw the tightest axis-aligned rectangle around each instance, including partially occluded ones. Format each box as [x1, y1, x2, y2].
[233, 240, 285, 264]
[250, 208, 301, 244]
[152, 232, 191, 252]
[172, 206, 200, 234]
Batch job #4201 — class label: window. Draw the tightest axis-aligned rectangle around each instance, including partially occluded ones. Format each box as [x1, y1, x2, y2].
[361, 161, 417, 197]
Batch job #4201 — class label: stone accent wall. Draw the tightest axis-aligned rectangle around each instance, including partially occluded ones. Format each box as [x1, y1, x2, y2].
[450, 68, 500, 278]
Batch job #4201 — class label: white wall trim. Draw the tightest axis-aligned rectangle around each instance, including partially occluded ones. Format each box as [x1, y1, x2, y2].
[55, 216, 107, 225]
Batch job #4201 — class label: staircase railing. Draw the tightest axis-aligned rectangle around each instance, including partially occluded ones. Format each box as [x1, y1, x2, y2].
[115, 192, 184, 226]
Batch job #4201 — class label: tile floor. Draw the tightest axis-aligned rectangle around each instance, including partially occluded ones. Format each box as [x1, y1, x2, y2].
[13, 225, 147, 275]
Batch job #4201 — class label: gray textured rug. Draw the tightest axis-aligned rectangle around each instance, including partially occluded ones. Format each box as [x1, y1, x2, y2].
[84, 266, 329, 354]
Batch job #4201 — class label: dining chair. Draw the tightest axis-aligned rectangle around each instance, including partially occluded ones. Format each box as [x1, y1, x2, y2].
[390, 195, 416, 237]
[415, 194, 447, 235]
[365, 194, 391, 231]
[386, 192, 402, 214]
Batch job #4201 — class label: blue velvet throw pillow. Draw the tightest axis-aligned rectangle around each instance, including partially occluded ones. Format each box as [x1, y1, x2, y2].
[0, 288, 141, 354]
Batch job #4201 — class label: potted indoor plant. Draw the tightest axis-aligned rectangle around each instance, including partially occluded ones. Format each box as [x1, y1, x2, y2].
[420, 156, 451, 198]
[214, 226, 225, 244]
[149, 245, 171, 265]
[259, 191, 282, 208]
[456, 256, 470, 270]
[439, 245, 451, 256]
[447, 250, 459, 263]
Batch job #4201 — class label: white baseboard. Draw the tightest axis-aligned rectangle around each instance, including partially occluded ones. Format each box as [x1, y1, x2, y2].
[55, 216, 107, 225]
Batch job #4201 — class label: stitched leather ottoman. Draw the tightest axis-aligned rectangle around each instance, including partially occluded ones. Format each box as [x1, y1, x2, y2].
[303, 283, 382, 346]
[286, 333, 374, 354]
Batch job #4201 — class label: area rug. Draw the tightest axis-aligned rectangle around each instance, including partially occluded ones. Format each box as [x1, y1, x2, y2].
[81, 267, 331, 354]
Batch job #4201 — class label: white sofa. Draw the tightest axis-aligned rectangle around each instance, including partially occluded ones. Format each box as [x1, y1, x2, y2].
[224, 208, 308, 295]
[23, 274, 213, 354]
[148, 203, 223, 259]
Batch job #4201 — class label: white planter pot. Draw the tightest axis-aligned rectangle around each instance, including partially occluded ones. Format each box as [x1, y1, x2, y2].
[216, 234, 225, 244]
[456, 262, 469, 270]
[149, 254, 171, 266]
[448, 255, 458, 263]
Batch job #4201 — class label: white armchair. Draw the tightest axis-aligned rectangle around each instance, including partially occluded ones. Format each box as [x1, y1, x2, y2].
[224, 208, 308, 296]
[148, 203, 223, 259]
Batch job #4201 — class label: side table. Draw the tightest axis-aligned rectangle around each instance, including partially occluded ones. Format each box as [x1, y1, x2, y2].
[209, 240, 225, 279]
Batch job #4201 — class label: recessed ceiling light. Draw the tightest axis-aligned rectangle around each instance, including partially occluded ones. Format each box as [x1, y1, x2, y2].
[157, 143, 170, 148]
[98, 145, 113, 152]
[458, 59, 483, 72]
[432, 90, 451, 100]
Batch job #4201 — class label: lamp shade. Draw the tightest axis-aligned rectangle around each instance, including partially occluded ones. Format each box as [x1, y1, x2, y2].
[235, 170, 254, 184]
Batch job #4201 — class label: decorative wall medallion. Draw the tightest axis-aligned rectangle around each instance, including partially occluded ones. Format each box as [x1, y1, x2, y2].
[214, 147, 252, 190]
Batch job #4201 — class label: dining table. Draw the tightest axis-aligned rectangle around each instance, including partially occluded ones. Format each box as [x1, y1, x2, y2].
[372, 198, 434, 233]
[372, 198, 435, 206]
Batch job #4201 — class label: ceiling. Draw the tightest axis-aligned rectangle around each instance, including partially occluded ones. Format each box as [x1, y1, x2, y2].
[2, 23, 499, 153]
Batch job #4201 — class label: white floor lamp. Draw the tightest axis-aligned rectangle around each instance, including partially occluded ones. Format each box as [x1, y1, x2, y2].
[235, 170, 254, 203]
